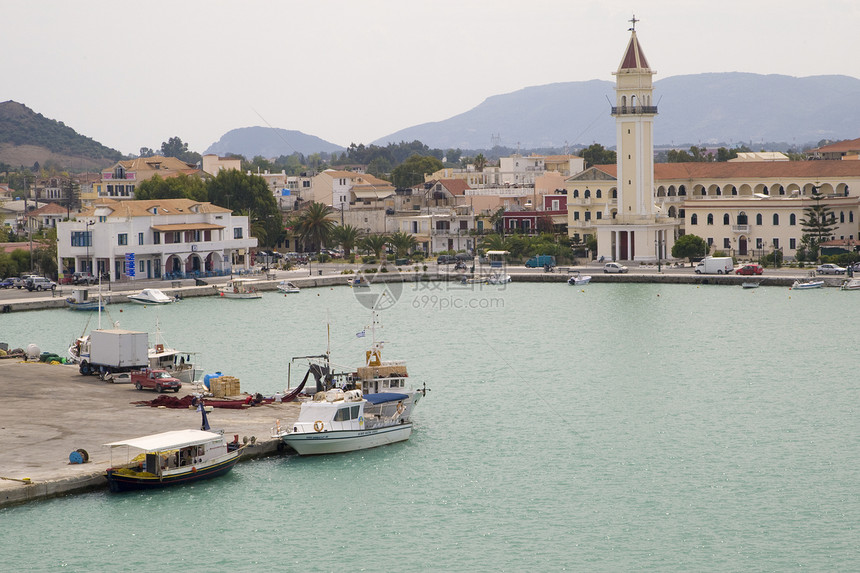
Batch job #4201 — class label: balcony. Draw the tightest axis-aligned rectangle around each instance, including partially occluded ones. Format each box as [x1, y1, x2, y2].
[732, 224, 750, 233]
[611, 106, 658, 115]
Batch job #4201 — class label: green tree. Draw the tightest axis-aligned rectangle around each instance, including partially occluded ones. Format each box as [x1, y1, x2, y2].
[294, 202, 335, 252]
[366, 157, 392, 180]
[671, 234, 708, 263]
[331, 224, 361, 257]
[359, 234, 390, 261]
[473, 153, 488, 172]
[388, 231, 418, 258]
[480, 233, 511, 253]
[205, 170, 279, 246]
[799, 186, 837, 262]
[390, 154, 444, 188]
[579, 143, 616, 167]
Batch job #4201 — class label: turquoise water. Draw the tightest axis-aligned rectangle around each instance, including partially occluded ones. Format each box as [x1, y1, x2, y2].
[1, 282, 858, 571]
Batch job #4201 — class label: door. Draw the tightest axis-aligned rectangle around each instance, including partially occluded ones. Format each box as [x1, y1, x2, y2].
[739, 237, 748, 256]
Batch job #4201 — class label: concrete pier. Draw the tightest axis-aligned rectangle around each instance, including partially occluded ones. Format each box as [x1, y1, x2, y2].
[0, 360, 299, 508]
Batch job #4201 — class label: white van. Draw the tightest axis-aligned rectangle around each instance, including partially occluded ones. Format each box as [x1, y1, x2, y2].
[694, 257, 734, 274]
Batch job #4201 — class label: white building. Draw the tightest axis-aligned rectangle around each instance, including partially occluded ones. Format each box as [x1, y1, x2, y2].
[57, 198, 257, 280]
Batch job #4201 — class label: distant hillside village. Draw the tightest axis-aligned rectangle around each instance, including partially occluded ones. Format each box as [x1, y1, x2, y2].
[3, 30, 860, 281]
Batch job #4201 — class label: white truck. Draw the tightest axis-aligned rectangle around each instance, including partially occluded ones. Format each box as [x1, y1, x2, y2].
[79, 329, 149, 376]
[694, 256, 734, 274]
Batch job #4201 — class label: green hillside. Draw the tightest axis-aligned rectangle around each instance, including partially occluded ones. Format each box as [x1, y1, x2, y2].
[0, 100, 123, 170]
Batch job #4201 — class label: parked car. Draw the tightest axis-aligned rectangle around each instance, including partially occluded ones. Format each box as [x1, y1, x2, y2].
[0, 277, 14, 289]
[816, 263, 846, 275]
[14, 275, 37, 289]
[735, 264, 763, 275]
[72, 272, 97, 285]
[437, 255, 457, 265]
[603, 262, 629, 274]
[25, 276, 58, 291]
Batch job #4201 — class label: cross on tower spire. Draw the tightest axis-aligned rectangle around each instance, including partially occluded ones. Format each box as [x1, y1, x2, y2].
[628, 14, 639, 31]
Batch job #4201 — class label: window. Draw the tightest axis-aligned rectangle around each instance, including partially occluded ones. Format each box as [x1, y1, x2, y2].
[118, 233, 128, 246]
[584, 211, 591, 221]
[138, 260, 145, 273]
[756, 238, 763, 249]
[790, 214, 796, 225]
[723, 214, 730, 225]
[573, 211, 580, 221]
[573, 189, 579, 198]
[153, 232, 161, 244]
[724, 238, 731, 249]
[138, 232, 144, 245]
[71, 231, 91, 247]
[756, 214, 763, 225]
[790, 238, 796, 250]
[737, 212, 748, 225]
[584, 189, 591, 198]
[707, 214, 714, 225]
[773, 214, 779, 225]
[840, 211, 845, 223]
[690, 214, 698, 225]
[773, 238, 780, 249]
[707, 237, 714, 247]
[234, 227, 243, 239]
[851, 212, 855, 223]
[596, 212, 602, 220]
[596, 189, 602, 198]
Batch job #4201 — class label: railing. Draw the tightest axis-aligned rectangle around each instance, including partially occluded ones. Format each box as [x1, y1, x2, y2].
[732, 224, 750, 233]
[611, 106, 658, 115]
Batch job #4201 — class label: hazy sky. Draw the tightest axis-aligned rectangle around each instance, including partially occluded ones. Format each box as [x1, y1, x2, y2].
[4, 0, 857, 155]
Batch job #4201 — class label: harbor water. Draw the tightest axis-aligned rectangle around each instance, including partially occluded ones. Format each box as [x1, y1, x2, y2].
[1, 281, 858, 571]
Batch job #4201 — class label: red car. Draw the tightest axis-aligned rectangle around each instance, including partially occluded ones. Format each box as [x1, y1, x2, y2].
[735, 264, 763, 275]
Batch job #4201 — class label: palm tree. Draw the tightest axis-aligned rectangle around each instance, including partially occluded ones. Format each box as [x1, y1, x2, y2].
[331, 224, 361, 257]
[295, 202, 334, 252]
[480, 233, 511, 253]
[474, 153, 488, 172]
[388, 231, 418, 259]
[359, 234, 390, 262]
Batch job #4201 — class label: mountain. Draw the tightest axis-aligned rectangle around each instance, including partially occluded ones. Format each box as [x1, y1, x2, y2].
[204, 126, 345, 158]
[0, 100, 123, 171]
[373, 73, 860, 150]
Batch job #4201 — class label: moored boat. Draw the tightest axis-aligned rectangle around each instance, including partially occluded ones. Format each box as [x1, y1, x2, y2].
[103, 406, 243, 492]
[128, 288, 176, 305]
[567, 271, 592, 286]
[742, 281, 760, 289]
[219, 278, 262, 299]
[277, 280, 300, 294]
[66, 288, 109, 311]
[791, 279, 824, 290]
[841, 278, 860, 290]
[274, 309, 427, 455]
[347, 275, 370, 288]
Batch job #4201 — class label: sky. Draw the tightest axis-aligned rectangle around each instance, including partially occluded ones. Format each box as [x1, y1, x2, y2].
[4, 0, 858, 156]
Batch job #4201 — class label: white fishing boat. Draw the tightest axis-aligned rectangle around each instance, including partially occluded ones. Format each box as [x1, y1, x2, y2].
[219, 278, 262, 299]
[128, 288, 176, 305]
[347, 274, 370, 288]
[277, 280, 300, 294]
[841, 278, 860, 290]
[567, 271, 592, 286]
[274, 309, 427, 455]
[791, 279, 824, 290]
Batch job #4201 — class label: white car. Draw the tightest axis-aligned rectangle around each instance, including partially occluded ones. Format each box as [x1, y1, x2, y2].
[603, 262, 629, 274]
[816, 263, 846, 275]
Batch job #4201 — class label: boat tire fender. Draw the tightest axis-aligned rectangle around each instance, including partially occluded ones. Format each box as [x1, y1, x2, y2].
[313, 420, 324, 432]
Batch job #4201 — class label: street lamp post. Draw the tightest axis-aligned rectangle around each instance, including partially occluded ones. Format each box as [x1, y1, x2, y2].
[85, 220, 95, 276]
[654, 237, 664, 273]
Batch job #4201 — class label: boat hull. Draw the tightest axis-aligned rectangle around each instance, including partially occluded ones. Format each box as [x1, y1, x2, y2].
[281, 423, 412, 455]
[105, 452, 240, 492]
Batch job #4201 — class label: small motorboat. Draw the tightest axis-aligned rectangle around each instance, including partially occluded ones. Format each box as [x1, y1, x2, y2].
[741, 281, 760, 289]
[277, 280, 300, 294]
[66, 288, 109, 311]
[791, 279, 824, 290]
[127, 288, 176, 305]
[219, 279, 262, 299]
[567, 271, 592, 286]
[841, 278, 860, 290]
[347, 275, 370, 288]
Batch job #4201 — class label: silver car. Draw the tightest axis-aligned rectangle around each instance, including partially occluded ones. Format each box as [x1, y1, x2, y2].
[603, 262, 629, 274]
[816, 264, 846, 275]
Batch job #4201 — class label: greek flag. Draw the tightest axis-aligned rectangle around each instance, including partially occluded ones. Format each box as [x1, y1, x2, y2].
[356, 330, 366, 338]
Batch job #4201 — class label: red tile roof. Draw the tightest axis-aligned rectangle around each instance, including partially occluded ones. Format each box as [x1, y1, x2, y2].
[807, 137, 860, 154]
[618, 31, 649, 71]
